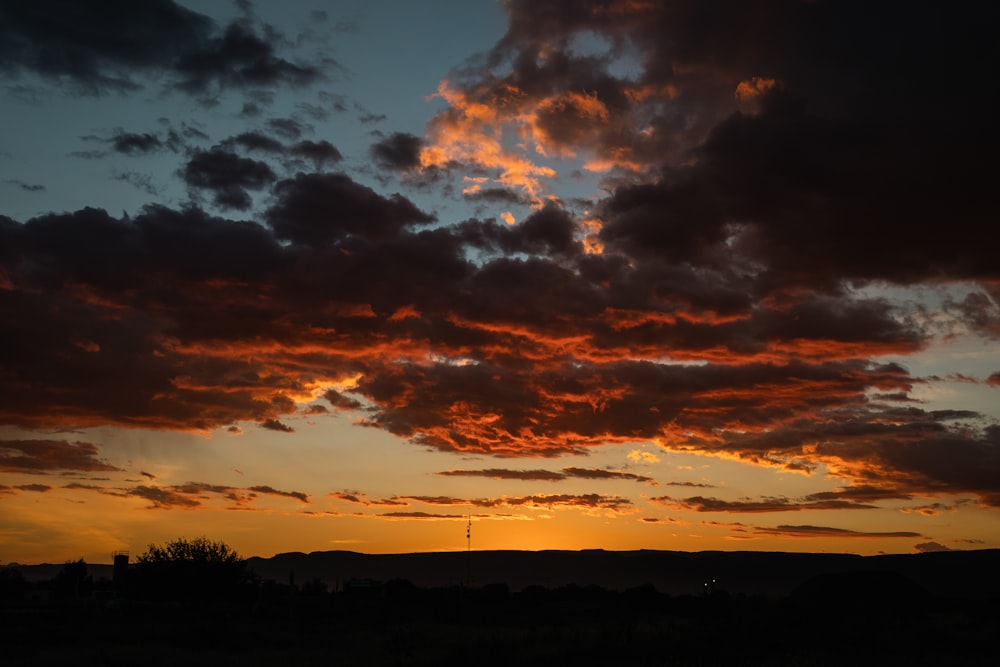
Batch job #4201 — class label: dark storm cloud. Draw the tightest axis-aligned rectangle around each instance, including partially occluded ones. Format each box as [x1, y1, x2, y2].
[0, 440, 121, 472]
[289, 139, 342, 167]
[220, 131, 286, 154]
[458, 205, 581, 258]
[267, 118, 306, 140]
[214, 133, 341, 168]
[370, 132, 423, 171]
[266, 172, 434, 245]
[0, 0, 322, 95]
[425, 0, 998, 289]
[182, 148, 276, 210]
[597, 93, 999, 289]
[173, 22, 322, 93]
[109, 131, 165, 155]
[462, 187, 530, 206]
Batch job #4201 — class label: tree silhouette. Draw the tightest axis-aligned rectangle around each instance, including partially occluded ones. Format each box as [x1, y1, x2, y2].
[52, 558, 91, 599]
[133, 537, 251, 603]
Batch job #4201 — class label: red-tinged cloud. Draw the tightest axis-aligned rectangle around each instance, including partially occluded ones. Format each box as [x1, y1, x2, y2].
[0, 440, 121, 472]
[753, 525, 923, 539]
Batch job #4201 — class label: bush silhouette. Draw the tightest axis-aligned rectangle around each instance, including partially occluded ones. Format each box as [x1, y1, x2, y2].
[133, 536, 252, 603]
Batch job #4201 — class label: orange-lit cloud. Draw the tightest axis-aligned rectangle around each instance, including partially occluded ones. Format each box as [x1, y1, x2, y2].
[0, 0, 998, 547]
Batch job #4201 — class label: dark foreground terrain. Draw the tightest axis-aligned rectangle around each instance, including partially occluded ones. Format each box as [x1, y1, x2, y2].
[3, 549, 998, 666]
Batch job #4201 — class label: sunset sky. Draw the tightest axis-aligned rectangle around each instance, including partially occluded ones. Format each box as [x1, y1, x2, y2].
[2, 0, 998, 565]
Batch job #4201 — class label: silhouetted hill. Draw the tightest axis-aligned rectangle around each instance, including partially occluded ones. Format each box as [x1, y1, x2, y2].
[242, 548, 999, 599]
[9, 549, 996, 600]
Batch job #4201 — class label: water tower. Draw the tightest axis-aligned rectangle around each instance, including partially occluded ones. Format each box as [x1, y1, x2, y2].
[113, 550, 129, 594]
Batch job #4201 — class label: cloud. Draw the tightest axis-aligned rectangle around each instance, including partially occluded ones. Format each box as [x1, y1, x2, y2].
[220, 131, 286, 154]
[289, 139, 342, 168]
[380, 511, 467, 520]
[0, 1, 323, 95]
[400, 493, 632, 511]
[370, 132, 424, 171]
[561, 467, 654, 484]
[128, 484, 201, 509]
[61, 478, 309, 509]
[437, 466, 656, 484]
[914, 541, 953, 553]
[260, 419, 294, 433]
[0, 483, 53, 496]
[109, 130, 167, 156]
[248, 484, 308, 503]
[651, 495, 878, 513]
[0, 0, 998, 525]
[437, 468, 567, 482]
[0, 440, 121, 472]
[329, 490, 407, 507]
[753, 525, 923, 539]
[182, 148, 276, 210]
[3, 179, 46, 192]
[266, 172, 435, 246]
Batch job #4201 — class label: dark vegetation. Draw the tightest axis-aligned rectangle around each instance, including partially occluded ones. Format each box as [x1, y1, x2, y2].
[2, 541, 997, 666]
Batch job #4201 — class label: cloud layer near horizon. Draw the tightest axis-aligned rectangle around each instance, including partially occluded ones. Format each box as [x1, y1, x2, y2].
[1, 0, 999, 520]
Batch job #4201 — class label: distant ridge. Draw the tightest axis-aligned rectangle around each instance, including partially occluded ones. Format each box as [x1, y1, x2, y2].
[244, 548, 999, 599]
[10, 549, 997, 600]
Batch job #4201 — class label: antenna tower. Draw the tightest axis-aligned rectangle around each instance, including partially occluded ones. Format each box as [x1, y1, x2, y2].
[466, 514, 472, 585]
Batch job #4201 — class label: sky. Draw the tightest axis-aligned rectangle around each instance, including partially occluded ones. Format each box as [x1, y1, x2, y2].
[1, 0, 998, 565]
